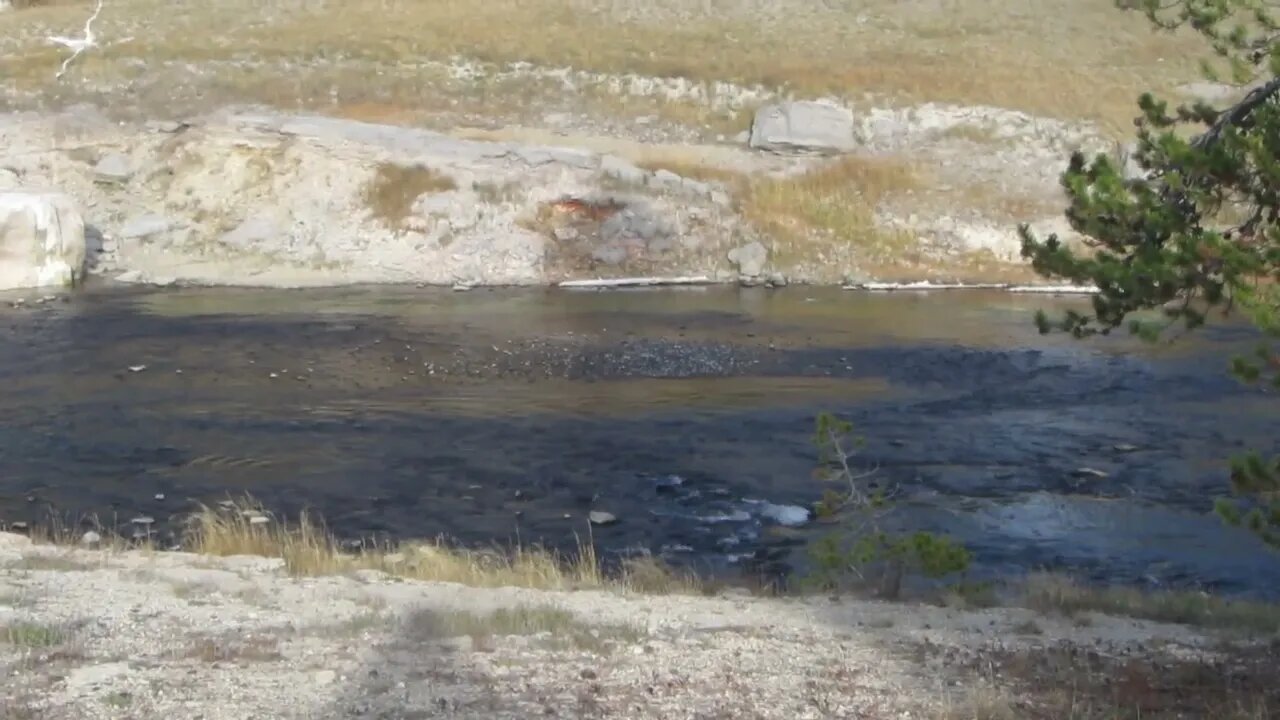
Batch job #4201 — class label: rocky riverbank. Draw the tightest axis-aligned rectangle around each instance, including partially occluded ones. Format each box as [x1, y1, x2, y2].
[2, 531, 1276, 719]
[0, 100, 1111, 292]
[0, 0, 1246, 292]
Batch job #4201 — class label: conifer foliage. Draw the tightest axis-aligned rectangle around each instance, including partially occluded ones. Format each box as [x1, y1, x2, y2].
[1019, 0, 1280, 544]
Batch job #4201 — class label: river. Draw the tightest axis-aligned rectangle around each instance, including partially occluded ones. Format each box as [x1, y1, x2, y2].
[2, 283, 1278, 597]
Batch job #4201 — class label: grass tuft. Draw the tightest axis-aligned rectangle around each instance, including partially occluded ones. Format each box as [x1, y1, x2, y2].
[184, 495, 691, 594]
[363, 162, 457, 229]
[1023, 573, 1280, 633]
[936, 685, 1020, 720]
[2, 622, 68, 648]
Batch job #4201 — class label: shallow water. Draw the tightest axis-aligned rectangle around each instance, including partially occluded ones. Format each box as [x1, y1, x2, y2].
[2, 284, 1278, 597]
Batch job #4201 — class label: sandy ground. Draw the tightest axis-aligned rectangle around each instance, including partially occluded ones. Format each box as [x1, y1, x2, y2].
[1, 532, 1267, 719]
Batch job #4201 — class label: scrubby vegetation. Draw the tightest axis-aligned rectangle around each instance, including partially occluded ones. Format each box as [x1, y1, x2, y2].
[802, 412, 972, 597]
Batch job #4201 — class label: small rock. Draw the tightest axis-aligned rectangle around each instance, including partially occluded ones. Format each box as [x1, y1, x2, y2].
[10, 521, 28, 532]
[154, 493, 165, 501]
[580, 668, 598, 680]
[313, 670, 337, 686]
[248, 515, 270, 526]
[765, 272, 788, 288]
[119, 214, 177, 241]
[451, 282, 474, 292]
[647, 169, 683, 191]
[80, 530, 102, 547]
[588, 511, 617, 526]
[599, 154, 646, 186]
[93, 153, 134, 184]
[146, 120, 187, 134]
[127, 365, 147, 373]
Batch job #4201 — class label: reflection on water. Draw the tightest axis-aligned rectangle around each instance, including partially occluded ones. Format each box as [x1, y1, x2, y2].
[1, 284, 1277, 597]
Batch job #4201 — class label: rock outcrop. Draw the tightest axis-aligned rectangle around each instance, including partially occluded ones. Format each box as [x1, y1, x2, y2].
[0, 109, 744, 288]
[0, 101, 1105, 289]
[0, 190, 86, 290]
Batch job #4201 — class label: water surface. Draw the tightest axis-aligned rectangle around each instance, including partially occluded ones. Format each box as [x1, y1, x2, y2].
[1, 284, 1277, 596]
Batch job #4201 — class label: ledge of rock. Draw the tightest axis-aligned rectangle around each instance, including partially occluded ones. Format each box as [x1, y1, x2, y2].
[0, 190, 87, 290]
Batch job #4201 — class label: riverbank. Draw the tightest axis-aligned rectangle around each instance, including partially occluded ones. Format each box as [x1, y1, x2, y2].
[3, 529, 1278, 719]
[1, 0, 1236, 292]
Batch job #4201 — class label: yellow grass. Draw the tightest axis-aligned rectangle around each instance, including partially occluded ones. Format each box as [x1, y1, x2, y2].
[740, 155, 924, 278]
[363, 162, 458, 230]
[0, 0, 1207, 133]
[183, 496, 700, 594]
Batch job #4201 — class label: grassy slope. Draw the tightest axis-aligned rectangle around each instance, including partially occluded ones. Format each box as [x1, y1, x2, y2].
[1, 0, 1202, 130]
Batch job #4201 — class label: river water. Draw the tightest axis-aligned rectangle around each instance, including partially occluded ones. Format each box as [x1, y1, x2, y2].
[2, 284, 1278, 597]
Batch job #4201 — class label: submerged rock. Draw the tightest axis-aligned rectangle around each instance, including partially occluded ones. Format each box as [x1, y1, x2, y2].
[588, 511, 618, 526]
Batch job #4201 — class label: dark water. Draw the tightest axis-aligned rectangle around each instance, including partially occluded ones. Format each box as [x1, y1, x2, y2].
[2, 284, 1278, 597]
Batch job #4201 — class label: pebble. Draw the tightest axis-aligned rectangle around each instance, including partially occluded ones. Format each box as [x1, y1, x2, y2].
[80, 531, 102, 546]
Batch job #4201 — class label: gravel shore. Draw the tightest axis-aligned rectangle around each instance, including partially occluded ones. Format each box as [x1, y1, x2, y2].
[2, 532, 1263, 719]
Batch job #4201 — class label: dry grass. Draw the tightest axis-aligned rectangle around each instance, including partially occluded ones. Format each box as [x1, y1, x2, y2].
[937, 685, 1020, 720]
[183, 496, 695, 594]
[740, 155, 923, 277]
[0, 0, 1206, 133]
[2, 621, 69, 649]
[363, 162, 457, 229]
[176, 635, 283, 664]
[1023, 573, 1280, 634]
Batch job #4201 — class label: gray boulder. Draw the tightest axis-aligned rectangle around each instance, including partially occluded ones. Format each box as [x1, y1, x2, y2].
[0, 190, 87, 290]
[749, 101, 856, 155]
[93, 153, 134, 184]
[727, 241, 768, 277]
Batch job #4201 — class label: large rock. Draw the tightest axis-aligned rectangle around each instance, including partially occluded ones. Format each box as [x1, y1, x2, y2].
[748, 101, 856, 155]
[0, 191, 87, 290]
[727, 241, 768, 277]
